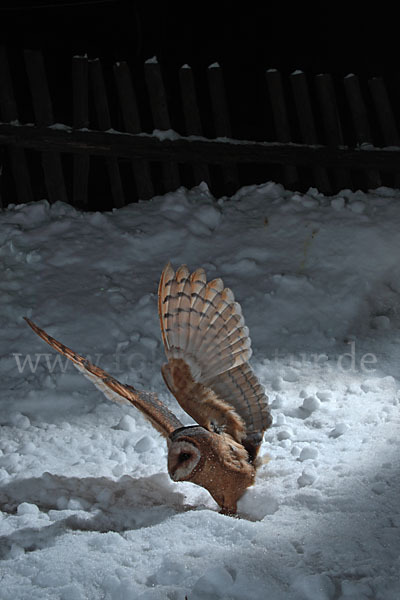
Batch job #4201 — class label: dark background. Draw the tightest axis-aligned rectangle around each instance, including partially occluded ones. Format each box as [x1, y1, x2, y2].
[0, 1, 397, 75]
[0, 1, 399, 208]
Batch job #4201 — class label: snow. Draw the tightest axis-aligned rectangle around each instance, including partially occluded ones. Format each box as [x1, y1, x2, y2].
[1, 181, 400, 599]
[151, 128, 181, 141]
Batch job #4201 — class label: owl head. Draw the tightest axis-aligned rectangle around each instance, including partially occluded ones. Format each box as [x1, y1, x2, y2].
[167, 425, 255, 514]
[167, 426, 212, 482]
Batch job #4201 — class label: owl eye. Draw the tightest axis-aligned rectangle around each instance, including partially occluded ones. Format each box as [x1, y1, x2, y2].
[179, 452, 191, 462]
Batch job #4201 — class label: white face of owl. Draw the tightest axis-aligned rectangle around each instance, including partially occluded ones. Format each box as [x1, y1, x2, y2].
[168, 440, 201, 481]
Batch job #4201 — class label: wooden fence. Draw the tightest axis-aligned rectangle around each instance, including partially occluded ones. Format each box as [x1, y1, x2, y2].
[0, 46, 400, 210]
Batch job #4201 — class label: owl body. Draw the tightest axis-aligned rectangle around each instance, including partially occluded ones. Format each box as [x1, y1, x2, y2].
[25, 263, 272, 515]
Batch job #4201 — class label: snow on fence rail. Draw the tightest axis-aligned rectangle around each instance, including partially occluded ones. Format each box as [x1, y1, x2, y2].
[0, 46, 400, 209]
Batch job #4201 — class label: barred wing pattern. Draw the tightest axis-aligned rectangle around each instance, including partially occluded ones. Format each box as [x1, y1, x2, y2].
[24, 318, 183, 438]
[158, 264, 271, 458]
[158, 263, 252, 381]
[204, 363, 272, 460]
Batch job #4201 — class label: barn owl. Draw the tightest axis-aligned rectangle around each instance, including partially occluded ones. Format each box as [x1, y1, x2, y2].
[25, 264, 272, 514]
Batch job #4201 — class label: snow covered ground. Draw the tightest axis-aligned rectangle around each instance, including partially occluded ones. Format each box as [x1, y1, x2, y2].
[0, 181, 399, 599]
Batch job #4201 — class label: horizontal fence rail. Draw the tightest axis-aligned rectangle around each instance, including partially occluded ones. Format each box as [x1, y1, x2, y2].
[1, 46, 400, 210]
[1, 123, 400, 170]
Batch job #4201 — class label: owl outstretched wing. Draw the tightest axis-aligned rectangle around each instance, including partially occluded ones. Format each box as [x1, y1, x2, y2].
[24, 318, 183, 438]
[158, 264, 271, 459]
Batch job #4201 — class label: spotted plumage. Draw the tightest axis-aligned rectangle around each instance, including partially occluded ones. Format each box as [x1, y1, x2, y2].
[25, 263, 272, 514]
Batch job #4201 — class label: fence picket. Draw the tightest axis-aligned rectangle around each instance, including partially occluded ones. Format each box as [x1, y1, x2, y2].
[144, 57, 180, 192]
[369, 76, 400, 186]
[89, 58, 125, 208]
[179, 64, 211, 187]
[207, 63, 239, 194]
[113, 61, 154, 199]
[0, 46, 33, 205]
[344, 73, 381, 188]
[266, 69, 298, 188]
[24, 49, 67, 204]
[291, 71, 331, 193]
[315, 73, 351, 190]
[368, 77, 400, 145]
[72, 55, 90, 206]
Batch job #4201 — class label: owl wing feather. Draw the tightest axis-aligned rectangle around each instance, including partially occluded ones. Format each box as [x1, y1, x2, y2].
[158, 264, 271, 454]
[24, 318, 183, 438]
[158, 263, 252, 381]
[203, 363, 272, 460]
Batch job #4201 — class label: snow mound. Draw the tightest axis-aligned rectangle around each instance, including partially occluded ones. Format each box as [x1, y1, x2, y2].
[1, 183, 400, 599]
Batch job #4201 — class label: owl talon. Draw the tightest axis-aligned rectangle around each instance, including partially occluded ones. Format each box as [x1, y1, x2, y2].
[219, 506, 238, 517]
